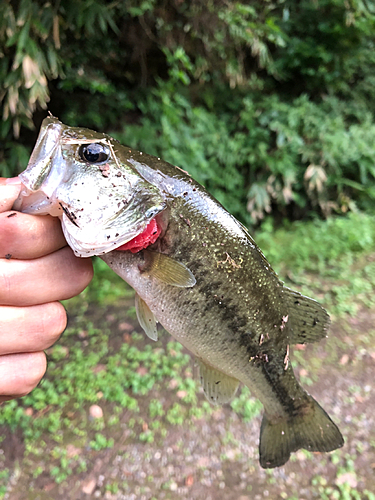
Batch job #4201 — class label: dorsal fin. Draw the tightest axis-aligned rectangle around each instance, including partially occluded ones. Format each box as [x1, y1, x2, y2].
[284, 287, 330, 344]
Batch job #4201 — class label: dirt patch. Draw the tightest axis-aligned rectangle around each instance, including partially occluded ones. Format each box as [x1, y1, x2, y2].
[2, 305, 375, 499]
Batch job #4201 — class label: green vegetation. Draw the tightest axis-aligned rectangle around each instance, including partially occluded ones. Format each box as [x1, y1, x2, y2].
[0, 213, 374, 496]
[1, 1, 375, 497]
[256, 211, 375, 316]
[1, 1, 375, 223]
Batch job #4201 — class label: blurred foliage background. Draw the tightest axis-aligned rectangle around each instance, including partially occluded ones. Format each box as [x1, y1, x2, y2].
[2, 2, 375, 496]
[1, 0, 375, 225]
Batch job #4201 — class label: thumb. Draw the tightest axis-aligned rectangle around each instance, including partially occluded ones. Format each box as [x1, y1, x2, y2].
[0, 178, 22, 213]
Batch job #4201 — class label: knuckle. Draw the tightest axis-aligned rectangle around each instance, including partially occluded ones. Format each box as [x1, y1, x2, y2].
[77, 258, 94, 290]
[0, 212, 23, 256]
[68, 257, 94, 297]
[0, 262, 12, 304]
[24, 352, 47, 392]
[45, 302, 67, 345]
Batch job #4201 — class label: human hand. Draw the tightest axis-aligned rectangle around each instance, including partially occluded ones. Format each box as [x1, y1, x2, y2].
[0, 177, 93, 403]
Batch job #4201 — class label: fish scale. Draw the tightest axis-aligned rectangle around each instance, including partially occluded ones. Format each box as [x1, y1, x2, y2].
[14, 116, 344, 469]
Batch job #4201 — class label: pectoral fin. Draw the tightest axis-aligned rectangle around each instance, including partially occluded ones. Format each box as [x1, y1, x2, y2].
[135, 293, 158, 341]
[198, 360, 239, 405]
[285, 287, 331, 344]
[143, 250, 196, 287]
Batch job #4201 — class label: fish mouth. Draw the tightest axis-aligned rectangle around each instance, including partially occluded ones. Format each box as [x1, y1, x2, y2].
[22, 117, 64, 191]
[62, 208, 165, 257]
[13, 186, 64, 216]
[14, 115, 167, 258]
[13, 117, 65, 215]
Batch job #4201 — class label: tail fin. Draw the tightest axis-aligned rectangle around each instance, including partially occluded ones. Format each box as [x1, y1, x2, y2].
[259, 397, 344, 469]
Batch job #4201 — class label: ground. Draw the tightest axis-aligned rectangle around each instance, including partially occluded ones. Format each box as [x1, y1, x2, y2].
[1, 297, 374, 500]
[1, 213, 375, 500]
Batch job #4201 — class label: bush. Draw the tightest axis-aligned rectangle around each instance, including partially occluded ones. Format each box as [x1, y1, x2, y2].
[1, 0, 375, 223]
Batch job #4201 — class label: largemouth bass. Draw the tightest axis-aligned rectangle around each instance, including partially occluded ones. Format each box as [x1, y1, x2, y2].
[14, 117, 344, 468]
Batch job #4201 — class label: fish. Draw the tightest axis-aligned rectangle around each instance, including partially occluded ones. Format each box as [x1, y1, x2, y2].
[14, 116, 344, 468]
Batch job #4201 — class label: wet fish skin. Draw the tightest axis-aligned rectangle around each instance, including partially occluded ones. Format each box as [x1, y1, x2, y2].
[100, 161, 343, 468]
[14, 117, 166, 256]
[15, 117, 344, 468]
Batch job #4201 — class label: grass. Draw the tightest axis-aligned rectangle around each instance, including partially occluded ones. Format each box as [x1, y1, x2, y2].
[1, 211, 375, 497]
[256, 211, 375, 317]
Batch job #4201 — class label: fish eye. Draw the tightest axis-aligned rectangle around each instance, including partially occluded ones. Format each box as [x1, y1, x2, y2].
[79, 143, 110, 164]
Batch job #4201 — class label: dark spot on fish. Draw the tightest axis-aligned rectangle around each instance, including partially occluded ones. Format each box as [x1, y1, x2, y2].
[7, 213, 17, 218]
[260, 361, 299, 417]
[183, 192, 188, 196]
[254, 352, 269, 363]
[115, 233, 119, 237]
[107, 235, 110, 240]
[99, 164, 110, 177]
[294, 300, 300, 305]
[59, 203, 80, 228]
[179, 214, 191, 227]
[199, 281, 221, 297]
[215, 381, 220, 385]
[116, 171, 122, 177]
[237, 332, 258, 356]
[313, 318, 318, 326]
[5, 254, 12, 259]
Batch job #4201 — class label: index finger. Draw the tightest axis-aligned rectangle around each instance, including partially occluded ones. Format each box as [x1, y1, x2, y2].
[0, 178, 22, 213]
[0, 211, 66, 260]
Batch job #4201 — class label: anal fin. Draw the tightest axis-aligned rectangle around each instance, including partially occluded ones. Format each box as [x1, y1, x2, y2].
[285, 287, 330, 344]
[135, 293, 158, 341]
[198, 360, 239, 405]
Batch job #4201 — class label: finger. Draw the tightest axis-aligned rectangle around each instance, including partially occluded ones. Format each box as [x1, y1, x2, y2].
[0, 212, 66, 260]
[0, 178, 21, 213]
[0, 302, 67, 355]
[0, 246, 94, 306]
[0, 351, 47, 401]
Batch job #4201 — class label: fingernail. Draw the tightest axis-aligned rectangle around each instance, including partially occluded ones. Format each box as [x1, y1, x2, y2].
[5, 177, 21, 185]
